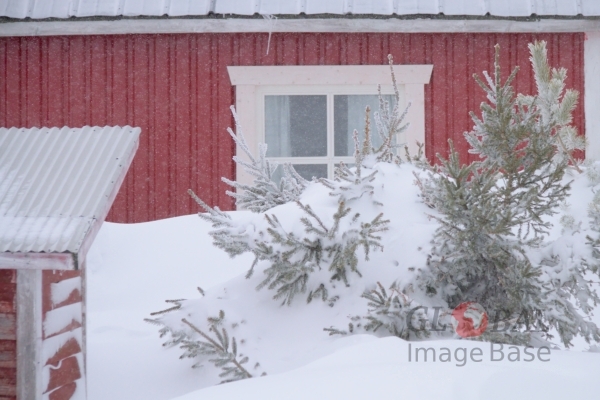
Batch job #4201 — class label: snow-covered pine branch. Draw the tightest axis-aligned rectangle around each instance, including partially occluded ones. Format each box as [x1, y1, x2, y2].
[320, 128, 378, 204]
[188, 189, 251, 257]
[527, 41, 584, 171]
[326, 282, 433, 340]
[186, 105, 309, 257]
[254, 200, 389, 306]
[372, 55, 412, 164]
[221, 106, 307, 213]
[146, 309, 265, 383]
[322, 59, 413, 205]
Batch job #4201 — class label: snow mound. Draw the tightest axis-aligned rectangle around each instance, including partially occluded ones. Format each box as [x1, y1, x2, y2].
[86, 161, 600, 399]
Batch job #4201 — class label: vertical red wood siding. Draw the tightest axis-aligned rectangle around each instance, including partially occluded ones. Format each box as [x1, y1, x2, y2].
[0, 270, 16, 400]
[42, 270, 84, 399]
[0, 33, 585, 223]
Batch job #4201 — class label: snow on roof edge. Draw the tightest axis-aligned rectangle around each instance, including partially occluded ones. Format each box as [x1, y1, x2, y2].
[0, 126, 140, 262]
[1, 0, 600, 20]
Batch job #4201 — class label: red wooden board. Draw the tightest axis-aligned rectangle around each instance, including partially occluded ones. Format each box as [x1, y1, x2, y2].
[0, 272, 14, 399]
[0, 366, 16, 397]
[0, 33, 585, 223]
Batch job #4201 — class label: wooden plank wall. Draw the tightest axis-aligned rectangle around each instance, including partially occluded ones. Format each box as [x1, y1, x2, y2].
[41, 270, 84, 400]
[0, 32, 585, 223]
[0, 270, 16, 400]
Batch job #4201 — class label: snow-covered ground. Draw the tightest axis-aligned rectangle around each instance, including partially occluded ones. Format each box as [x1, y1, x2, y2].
[86, 165, 600, 400]
[173, 337, 599, 400]
[86, 216, 249, 400]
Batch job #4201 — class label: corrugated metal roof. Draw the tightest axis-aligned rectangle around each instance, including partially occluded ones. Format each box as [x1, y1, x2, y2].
[1, 0, 599, 19]
[0, 126, 140, 256]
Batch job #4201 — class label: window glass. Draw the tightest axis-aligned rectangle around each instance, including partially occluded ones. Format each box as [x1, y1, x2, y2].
[271, 163, 327, 184]
[293, 164, 327, 181]
[334, 94, 395, 157]
[265, 95, 327, 157]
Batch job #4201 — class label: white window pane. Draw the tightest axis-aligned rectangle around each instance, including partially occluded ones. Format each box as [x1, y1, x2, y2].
[272, 164, 328, 183]
[265, 95, 327, 157]
[293, 164, 328, 180]
[334, 94, 395, 157]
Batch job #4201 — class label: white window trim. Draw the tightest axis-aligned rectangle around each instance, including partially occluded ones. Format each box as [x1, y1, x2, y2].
[585, 32, 600, 160]
[227, 65, 433, 186]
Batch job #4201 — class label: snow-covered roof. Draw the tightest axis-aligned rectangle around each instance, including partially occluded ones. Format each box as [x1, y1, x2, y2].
[0, 126, 140, 270]
[1, 0, 599, 19]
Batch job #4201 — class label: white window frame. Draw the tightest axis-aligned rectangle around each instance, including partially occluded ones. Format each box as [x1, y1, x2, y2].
[259, 85, 403, 180]
[227, 65, 433, 186]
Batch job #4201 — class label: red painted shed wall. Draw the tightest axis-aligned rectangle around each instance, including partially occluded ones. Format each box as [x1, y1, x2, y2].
[42, 270, 83, 399]
[0, 270, 16, 400]
[0, 33, 585, 223]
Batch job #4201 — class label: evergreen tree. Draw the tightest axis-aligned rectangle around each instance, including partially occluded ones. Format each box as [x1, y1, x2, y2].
[419, 41, 597, 347]
[190, 55, 411, 306]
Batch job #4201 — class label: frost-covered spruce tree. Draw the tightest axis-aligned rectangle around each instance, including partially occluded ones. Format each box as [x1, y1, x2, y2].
[244, 55, 413, 305]
[189, 119, 390, 306]
[190, 55, 412, 306]
[200, 123, 392, 306]
[419, 41, 597, 347]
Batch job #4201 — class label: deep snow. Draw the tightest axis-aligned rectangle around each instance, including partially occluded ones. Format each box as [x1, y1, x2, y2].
[86, 216, 249, 400]
[86, 164, 600, 400]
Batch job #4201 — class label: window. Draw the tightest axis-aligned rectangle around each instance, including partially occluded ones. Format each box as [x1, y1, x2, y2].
[228, 65, 433, 185]
[262, 88, 396, 180]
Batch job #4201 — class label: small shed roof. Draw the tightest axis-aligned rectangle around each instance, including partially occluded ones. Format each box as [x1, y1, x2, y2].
[0, 126, 140, 270]
[1, 0, 599, 19]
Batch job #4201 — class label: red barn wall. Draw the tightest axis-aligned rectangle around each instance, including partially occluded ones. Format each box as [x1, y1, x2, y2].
[0, 270, 16, 400]
[0, 33, 585, 223]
